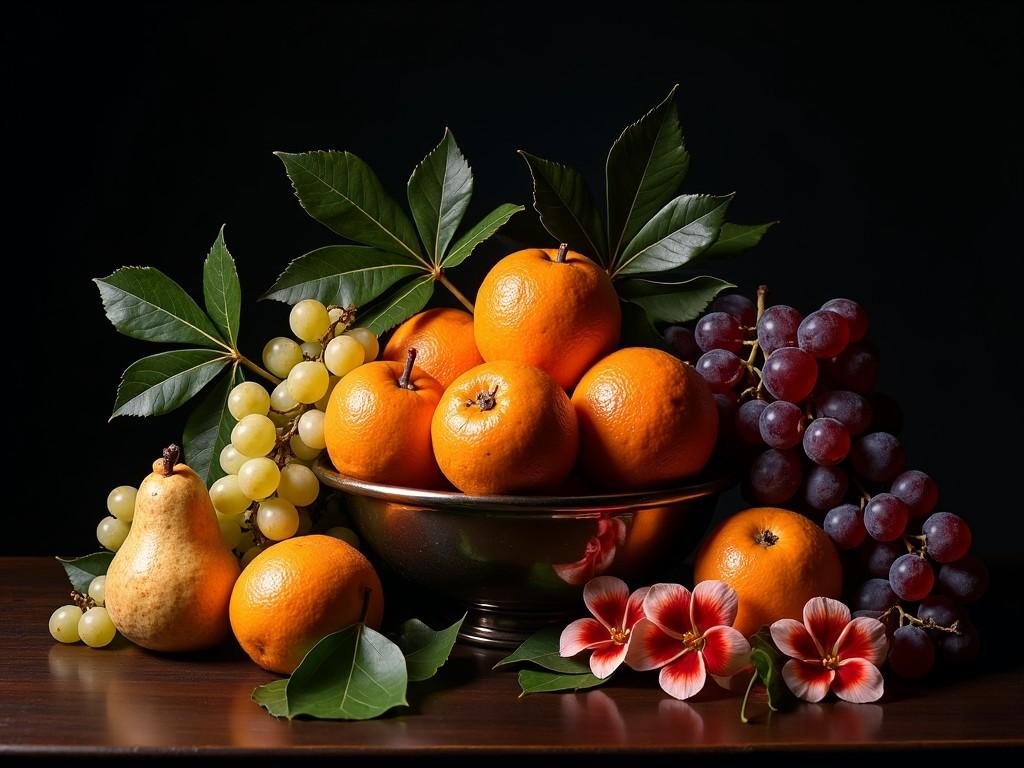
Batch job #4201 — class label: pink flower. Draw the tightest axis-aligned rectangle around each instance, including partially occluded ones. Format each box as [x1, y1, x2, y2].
[559, 576, 650, 678]
[553, 518, 626, 585]
[624, 581, 751, 700]
[770, 597, 889, 703]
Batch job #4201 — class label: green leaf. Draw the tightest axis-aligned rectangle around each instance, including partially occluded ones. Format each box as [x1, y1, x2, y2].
[620, 276, 734, 324]
[396, 614, 466, 682]
[275, 151, 426, 266]
[613, 194, 733, 277]
[518, 152, 608, 265]
[285, 624, 408, 720]
[183, 364, 243, 487]
[517, 669, 608, 696]
[619, 300, 669, 350]
[56, 552, 114, 593]
[606, 84, 690, 264]
[357, 274, 435, 336]
[202, 226, 241, 348]
[442, 203, 524, 269]
[741, 629, 791, 723]
[252, 679, 289, 718]
[94, 267, 229, 349]
[704, 221, 777, 258]
[407, 129, 473, 267]
[262, 246, 424, 306]
[493, 625, 591, 674]
[111, 349, 230, 419]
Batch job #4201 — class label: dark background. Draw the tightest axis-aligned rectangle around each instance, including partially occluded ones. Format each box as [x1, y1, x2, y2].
[9, 1, 1021, 555]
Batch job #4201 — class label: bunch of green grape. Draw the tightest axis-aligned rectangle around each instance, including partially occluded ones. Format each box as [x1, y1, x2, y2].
[49, 575, 116, 648]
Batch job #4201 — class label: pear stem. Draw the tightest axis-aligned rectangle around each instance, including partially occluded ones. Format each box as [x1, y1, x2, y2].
[555, 243, 569, 263]
[398, 348, 417, 390]
[161, 444, 181, 476]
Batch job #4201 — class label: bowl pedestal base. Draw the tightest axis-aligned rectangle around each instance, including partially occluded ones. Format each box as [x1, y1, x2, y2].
[458, 603, 574, 649]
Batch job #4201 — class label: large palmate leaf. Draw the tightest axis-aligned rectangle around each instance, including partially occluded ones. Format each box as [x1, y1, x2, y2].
[111, 349, 229, 419]
[519, 152, 607, 265]
[262, 246, 424, 306]
[95, 267, 229, 349]
[182, 364, 244, 486]
[202, 227, 241, 347]
[493, 626, 591, 674]
[395, 614, 466, 682]
[56, 552, 114, 593]
[704, 221, 777, 258]
[619, 275, 734, 324]
[407, 129, 473, 266]
[606, 84, 690, 264]
[357, 274, 435, 335]
[276, 151, 426, 266]
[442, 204, 524, 268]
[614, 194, 733, 277]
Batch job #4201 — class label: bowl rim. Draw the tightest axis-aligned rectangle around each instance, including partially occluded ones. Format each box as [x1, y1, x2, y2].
[313, 458, 737, 515]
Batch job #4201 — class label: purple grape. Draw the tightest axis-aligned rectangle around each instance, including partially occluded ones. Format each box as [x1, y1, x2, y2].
[695, 349, 745, 393]
[802, 417, 851, 466]
[821, 298, 869, 342]
[824, 503, 866, 549]
[862, 539, 905, 577]
[936, 555, 988, 603]
[828, 343, 879, 394]
[695, 312, 744, 353]
[711, 293, 757, 326]
[756, 305, 802, 355]
[815, 390, 872, 435]
[758, 400, 805, 449]
[889, 554, 935, 601]
[890, 470, 938, 519]
[937, 618, 980, 665]
[664, 326, 700, 362]
[854, 578, 899, 612]
[889, 625, 935, 679]
[804, 465, 849, 511]
[736, 399, 769, 445]
[850, 432, 906, 483]
[762, 347, 818, 402]
[868, 392, 903, 434]
[922, 512, 971, 563]
[798, 309, 850, 359]
[863, 493, 910, 541]
[917, 595, 964, 629]
[748, 449, 802, 504]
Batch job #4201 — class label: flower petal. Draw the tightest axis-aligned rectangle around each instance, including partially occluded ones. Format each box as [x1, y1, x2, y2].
[803, 597, 851, 656]
[597, 517, 627, 547]
[770, 618, 822, 663]
[552, 550, 597, 586]
[642, 583, 692, 638]
[833, 658, 885, 703]
[658, 650, 707, 700]
[584, 576, 630, 630]
[700, 625, 751, 677]
[834, 616, 889, 666]
[589, 642, 628, 679]
[625, 618, 684, 671]
[560, 618, 610, 657]
[781, 659, 835, 703]
[690, 580, 739, 633]
[623, 587, 651, 631]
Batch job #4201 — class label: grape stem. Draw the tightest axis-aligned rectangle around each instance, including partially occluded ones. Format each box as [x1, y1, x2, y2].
[70, 590, 96, 611]
[272, 407, 307, 468]
[879, 604, 961, 634]
[436, 271, 475, 313]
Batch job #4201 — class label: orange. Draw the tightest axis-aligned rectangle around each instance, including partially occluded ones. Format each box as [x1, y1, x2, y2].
[324, 349, 445, 489]
[571, 347, 717, 490]
[229, 535, 384, 674]
[431, 360, 579, 494]
[382, 308, 484, 389]
[474, 245, 620, 390]
[694, 507, 843, 637]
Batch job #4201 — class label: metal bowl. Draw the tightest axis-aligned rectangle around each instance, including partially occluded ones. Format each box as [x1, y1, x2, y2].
[314, 459, 734, 649]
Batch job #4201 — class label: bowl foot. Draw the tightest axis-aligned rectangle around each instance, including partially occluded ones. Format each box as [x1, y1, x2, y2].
[459, 603, 575, 650]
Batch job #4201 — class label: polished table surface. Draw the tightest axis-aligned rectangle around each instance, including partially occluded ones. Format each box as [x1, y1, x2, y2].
[1, 557, 1021, 757]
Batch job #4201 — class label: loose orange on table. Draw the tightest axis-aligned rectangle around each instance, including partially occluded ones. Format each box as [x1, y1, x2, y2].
[694, 506, 843, 637]
[229, 534, 384, 674]
[571, 346, 718, 491]
[474, 245, 621, 390]
[382, 308, 483, 389]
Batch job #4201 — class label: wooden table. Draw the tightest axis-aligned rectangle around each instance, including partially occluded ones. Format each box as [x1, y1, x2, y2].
[2, 557, 1021, 759]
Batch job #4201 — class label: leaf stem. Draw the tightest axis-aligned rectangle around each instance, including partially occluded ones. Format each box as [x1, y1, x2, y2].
[740, 670, 759, 724]
[436, 272, 475, 313]
[236, 353, 281, 385]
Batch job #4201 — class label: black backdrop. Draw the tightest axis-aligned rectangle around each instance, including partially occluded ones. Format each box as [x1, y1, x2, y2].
[11, 1, 1021, 556]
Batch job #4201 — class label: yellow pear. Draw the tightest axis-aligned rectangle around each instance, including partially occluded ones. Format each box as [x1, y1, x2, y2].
[105, 444, 240, 652]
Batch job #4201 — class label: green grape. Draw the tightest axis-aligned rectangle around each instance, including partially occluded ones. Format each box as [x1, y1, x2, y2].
[270, 380, 300, 413]
[324, 335, 365, 376]
[296, 508, 313, 536]
[237, 458, 281, 500]
[230, 414, 277, 457]
[326, 526, 360, 549]
[97, 516, 130, 552]
[106, 485, 137, 522]
[289, 299, 331, 342]
[88, 575, 106, 607]
[227, 381, 271, 419]
[219, 444, 250, 475]
[49, 605, 84, 643]
[301, 341, 323, 359]
[210, 474, 252, 515]
[345, 328, 379, 362]
[257, 497, 299, 541]
[78, 607, 117, 648]
[289, 434, 322, 461]
[277, 462, 319, 506]
[241, 545, 265, 568]
[298, 409, 326, 450]
[262, 337, 303, 378]
[218, 516, 243, 550]
[315, 376, 339, 411]
[328, 307, 344, 324]
[287, 361, 330, 404]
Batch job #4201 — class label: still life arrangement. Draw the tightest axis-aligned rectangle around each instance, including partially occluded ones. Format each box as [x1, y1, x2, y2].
[49, 86, 986, 723]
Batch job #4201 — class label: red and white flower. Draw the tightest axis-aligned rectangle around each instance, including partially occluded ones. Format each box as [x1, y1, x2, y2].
[770, 596, 889, 703]
[559, 576, 649, 678]
[553, 518, 627, 585]
[624, 581, 751, 700]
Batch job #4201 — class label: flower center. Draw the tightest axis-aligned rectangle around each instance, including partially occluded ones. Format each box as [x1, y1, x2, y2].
[822, 653, 840, 670]
[682, 630, 705, 651]
[609, 626, 630, 645]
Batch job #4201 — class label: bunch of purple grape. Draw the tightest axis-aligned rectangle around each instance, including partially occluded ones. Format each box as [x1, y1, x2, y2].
[669, 288, 987, 679]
